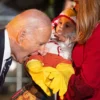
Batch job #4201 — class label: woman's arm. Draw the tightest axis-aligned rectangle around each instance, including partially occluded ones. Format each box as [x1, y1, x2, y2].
[65, 24, 100, 100]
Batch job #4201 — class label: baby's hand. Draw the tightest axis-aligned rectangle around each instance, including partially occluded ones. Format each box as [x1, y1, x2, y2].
[54, 32, 67, 42]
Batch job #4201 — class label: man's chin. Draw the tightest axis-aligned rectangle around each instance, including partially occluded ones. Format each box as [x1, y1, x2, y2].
[11, 55, 18, 62]
[13, 57, 23, 64]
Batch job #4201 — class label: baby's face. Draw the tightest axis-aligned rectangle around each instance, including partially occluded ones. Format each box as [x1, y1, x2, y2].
[55, 17, 76, 38]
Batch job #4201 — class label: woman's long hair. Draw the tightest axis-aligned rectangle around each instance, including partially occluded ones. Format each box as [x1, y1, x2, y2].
[76, 0, 100, 44]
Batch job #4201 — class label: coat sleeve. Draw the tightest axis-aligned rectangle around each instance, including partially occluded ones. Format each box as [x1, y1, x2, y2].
[64, 24, 100, 100]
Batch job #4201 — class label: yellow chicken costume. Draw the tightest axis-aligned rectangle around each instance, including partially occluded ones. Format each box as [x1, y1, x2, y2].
[25, 53, 75, 100]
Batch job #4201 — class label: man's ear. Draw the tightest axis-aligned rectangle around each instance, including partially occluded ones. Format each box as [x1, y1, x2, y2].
[17, 30, 27, 45]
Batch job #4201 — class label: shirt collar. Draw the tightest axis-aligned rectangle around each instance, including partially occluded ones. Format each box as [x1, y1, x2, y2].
[4, 29, 11, 60]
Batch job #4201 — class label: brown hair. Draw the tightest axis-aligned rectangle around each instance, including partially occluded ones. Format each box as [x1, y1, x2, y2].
[76, 0, 100, 44]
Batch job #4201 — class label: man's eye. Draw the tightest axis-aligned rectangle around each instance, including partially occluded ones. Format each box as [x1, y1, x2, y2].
[39, 43, 44, 46]
[40, 44, 43, 46]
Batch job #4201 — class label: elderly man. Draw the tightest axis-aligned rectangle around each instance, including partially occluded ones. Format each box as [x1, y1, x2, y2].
[0, 9, 51, 87]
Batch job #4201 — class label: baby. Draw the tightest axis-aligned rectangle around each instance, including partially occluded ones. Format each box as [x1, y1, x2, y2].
[25, 8, 76, 100]
[47, 8, 76, 60]
[11, 8, 76, 100]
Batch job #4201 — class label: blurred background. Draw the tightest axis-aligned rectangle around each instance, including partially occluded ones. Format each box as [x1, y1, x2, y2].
[0, 0, 65, 100]
[0, 0, 65, 28]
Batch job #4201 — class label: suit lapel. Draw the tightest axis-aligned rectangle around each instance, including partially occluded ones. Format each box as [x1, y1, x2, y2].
[0, 29, 5, 72]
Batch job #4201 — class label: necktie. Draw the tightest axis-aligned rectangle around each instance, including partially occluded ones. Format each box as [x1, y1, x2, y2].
[0, 56, 12, 87]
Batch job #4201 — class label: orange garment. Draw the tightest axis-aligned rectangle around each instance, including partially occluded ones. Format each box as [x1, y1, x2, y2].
[25, 53, 71, 68]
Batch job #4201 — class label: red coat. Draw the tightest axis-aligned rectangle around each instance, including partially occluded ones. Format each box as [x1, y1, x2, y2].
[64, 23, 100, 100]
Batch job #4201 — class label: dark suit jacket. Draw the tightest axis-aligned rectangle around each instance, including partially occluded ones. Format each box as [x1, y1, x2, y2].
[0, 29, 5, 74]
[0, 29, 12, 87]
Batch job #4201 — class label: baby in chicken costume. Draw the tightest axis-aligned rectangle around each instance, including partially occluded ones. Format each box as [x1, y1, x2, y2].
[49, 8, 76, 60]
[25, 8, 76, 100]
